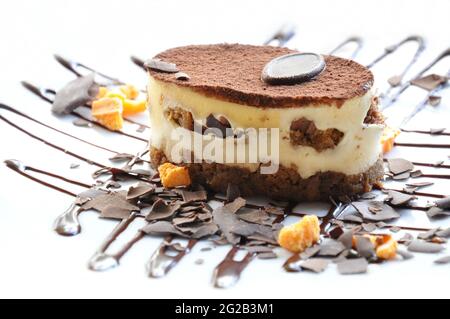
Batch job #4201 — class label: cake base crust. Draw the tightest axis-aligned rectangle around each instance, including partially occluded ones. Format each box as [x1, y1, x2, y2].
[150, 147, 384, 202]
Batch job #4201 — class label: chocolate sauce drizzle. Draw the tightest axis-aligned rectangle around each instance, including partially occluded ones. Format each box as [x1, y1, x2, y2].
[212, 246, 255, 288]
[329, 36, 364, 60]
[146, 236, 197, 278]
[263, 24, 296, 47]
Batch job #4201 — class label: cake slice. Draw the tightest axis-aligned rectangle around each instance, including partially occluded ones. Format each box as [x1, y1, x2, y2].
[146, 44, 384, 201]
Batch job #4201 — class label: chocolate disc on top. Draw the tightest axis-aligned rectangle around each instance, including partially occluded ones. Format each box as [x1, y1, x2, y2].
[262, 52, 326, 85]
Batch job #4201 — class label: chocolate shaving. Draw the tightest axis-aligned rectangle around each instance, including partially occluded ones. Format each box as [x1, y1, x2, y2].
[387, 75, 402, 87]
[126, 182, 154, 200]
[300, 258, 329, 273]
[355, 236, 375, 259]
[175, 72, 190, 81]
[428, 96, 442, 106]
[434, 256, 450, 264]
[337, 258, 368, 275]
[338, 230, 354, 249]
[392, 172, 410, 180]
[352, 201, 400, 222]
[427, 207, 450, 218]
[81, 191, 138, 219]
[436, 227, 450, 238]
[435, 197, 450, 209]
[245, 246, 274, 254]
[411, 74, 448, 91]
[410, 170, 423, 178]
[141, 221, 186, 237]
[237, 208, 270, 225]
[418, 228, 439, 240]
[146, 200, 180, 221]
[405, 182, 434, 188]
[386, 190, 416, 206]
[72, 119, 92, 127]
[70, 163, 80, 169]
[387, 158, 414, 175]
[109, 153, 135, 163]
[257, 252, 278, 259]
[52, 73, 99, 115]
[300, 245, 321, 260]
[362, 223, 377, 232]
[178, 190, 207, 203]
[397, 249, 414, 260]
[318, 239, 346, 257]
[407, 240, 444, 253]
[430, 127, 445, 134]
[212, 198, 246, 244]
[144, 58, 179, 73]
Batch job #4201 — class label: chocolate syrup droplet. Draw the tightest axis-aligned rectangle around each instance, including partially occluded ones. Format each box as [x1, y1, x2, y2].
[262, 52, 325, 85]
[88, 253, 119, 271]
[53, 202, 82, 236]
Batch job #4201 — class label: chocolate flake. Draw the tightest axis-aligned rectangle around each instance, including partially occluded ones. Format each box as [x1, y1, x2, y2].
[70, 163, 80, 169]
[407, 240, 444, 253]
[195, 258, 204, 265]
[212, 198, 247, 244]
[136, 125, 146, 133]
[300, 258, 329, 273]
[337, 258, 368, 275]
[52, 73, 99, 115]
[72, 119, 92, 127]
[430, 128, 446, 135]
[405, 182, 434, 188]
[127, 182, 154, 200]
[434, 256, 450, 264]
[392, 172, 410, 180]
[144, 58, 179, 73]
[387, 158, 414, 175]
[386, 190, 416, 206]
[436, 227, 450, 238]
[428, 96, 442, 106]
[410, 170, 423, 178]
[352, 201, 400, 222]
[178, 189, 207, 203]
[318, 239, 346, 257]
[387, 75, 402, 87]
[141, 221, 186, 237]
[81, 191, 138, 219]
[355, 236, 375, 259]
[300, 245, 321, 260]
[175, 72, 190, 81]
[411, 74, 448, 91]
[146, 199, 180, 221]
[257, 252, 278, 259]
[427, 206, 450, 218]
[435, 196, 450, 209]
[108, 153, 135, 163]
[397, 249, 414, 260]
[338, 230, 354, 249]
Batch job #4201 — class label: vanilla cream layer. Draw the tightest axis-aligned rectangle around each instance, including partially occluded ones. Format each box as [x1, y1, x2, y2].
[148, 75, 384, 179]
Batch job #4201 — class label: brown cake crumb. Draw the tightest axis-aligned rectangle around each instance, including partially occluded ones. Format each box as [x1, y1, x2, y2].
[165, 107, 194, 131]
[364, 96, 384, 125]
[289, 118, 344, 151]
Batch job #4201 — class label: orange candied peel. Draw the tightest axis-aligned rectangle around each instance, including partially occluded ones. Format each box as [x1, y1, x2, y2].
[158, 162, 191, 188]
[381, 126, 400, 154]
[96, 86, 109, 99]
[278, 215, 320, 253]
[120, 84, 140, 100]
[123, 99, 147, 116]
[91, 97, 124, 131]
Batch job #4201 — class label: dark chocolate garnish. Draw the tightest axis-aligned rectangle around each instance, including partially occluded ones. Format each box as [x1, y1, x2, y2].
[411, 74, 448, 91]
[146, 199, 180, 221]
[351, 201, 400, 221]
[52, 73, 98, 115]
[300, 258, 329, 273]
[262, 52, 326, 85]
[407, 240, 444, 253]
[175, 72, 190, 81]
[434, 256, 450, 264]
[354, 236, 376, 259]
[386, 190, 416, 206]
[126, 182, 155, 200]
[318, 239, 346, 257]
[144, 58, 179, 73]
[337, 258, 368, 275]
[387, 158, 414, 175]
[141, 221, 186, 237]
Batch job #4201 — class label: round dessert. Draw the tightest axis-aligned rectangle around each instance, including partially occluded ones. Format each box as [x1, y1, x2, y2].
[146, 43, 385, 201]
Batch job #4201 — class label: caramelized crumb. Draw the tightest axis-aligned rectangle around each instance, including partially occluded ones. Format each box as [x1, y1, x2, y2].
[278, 215, 320, 253]
[158, 162, 191, 188]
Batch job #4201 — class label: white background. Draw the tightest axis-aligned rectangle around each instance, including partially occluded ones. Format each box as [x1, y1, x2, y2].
[1, 0, 450, 299]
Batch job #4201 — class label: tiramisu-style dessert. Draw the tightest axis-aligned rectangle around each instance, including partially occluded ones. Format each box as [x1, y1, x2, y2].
[147, 44, 385, 201]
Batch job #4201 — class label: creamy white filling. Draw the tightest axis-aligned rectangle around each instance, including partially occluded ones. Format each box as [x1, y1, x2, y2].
[148, 76, 384, 178]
